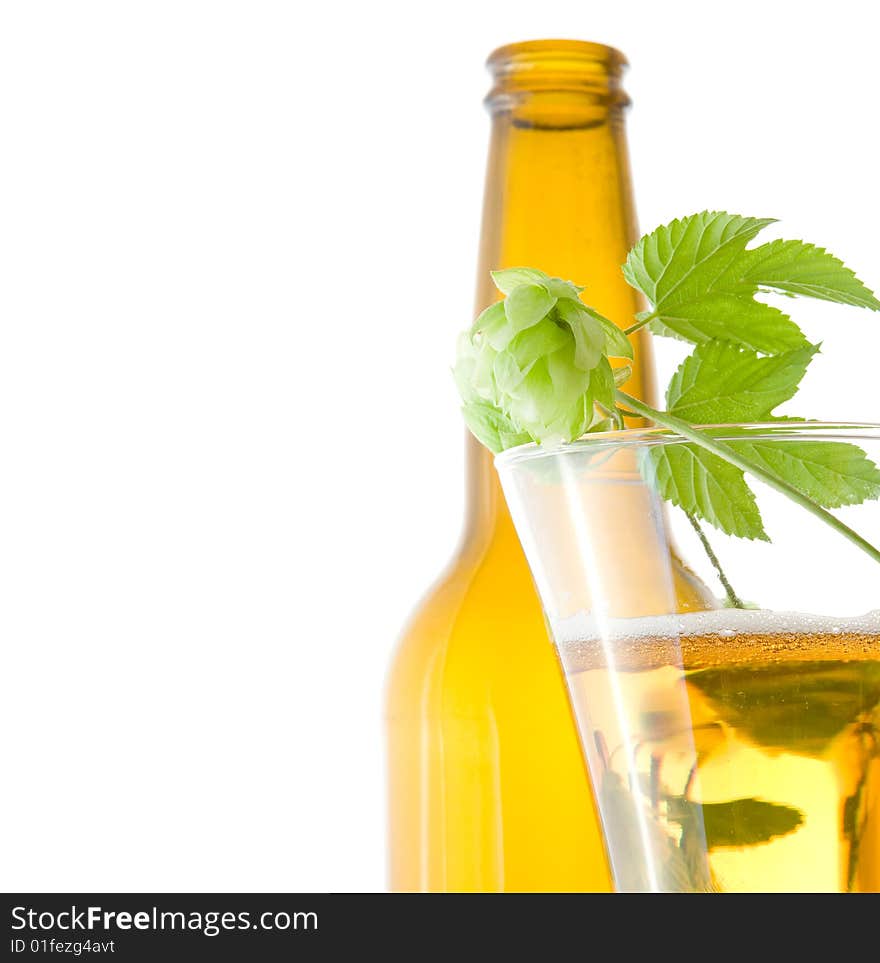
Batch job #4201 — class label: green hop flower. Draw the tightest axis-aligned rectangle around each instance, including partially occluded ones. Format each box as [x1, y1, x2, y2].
[453, 267, 632, 451]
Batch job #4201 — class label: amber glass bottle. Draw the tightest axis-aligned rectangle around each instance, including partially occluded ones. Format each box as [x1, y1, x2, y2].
[386, 40, 711, 892]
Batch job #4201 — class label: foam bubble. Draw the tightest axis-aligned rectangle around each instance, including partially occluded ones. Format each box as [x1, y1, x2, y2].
[552, 607, 880, 646]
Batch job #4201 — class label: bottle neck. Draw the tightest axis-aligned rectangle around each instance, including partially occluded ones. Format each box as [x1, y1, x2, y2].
[466, 42, 655, 540]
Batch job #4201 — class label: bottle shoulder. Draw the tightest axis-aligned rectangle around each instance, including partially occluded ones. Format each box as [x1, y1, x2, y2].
[385, 525, 550, 704]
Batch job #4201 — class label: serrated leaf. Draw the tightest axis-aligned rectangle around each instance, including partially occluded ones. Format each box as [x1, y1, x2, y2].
[623, 212, 775, 303]
[726, 439, 880, 508]
[668, 797, 805, 849]
[503, 283, 556, 333]
[460, 402, 530, 454]
[650, 292, 808, 354]
[666, 341, 819, 423]
[640, 442, 768, 540]
[622, 211, 878, 354]
[738, 239, 880, 309]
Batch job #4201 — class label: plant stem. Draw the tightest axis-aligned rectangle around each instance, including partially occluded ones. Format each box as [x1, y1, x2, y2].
[616, 390, 880, 566]
[596, 402, 624, 430]
[685, 512, 746, 609]
[623, 312, 658, 336]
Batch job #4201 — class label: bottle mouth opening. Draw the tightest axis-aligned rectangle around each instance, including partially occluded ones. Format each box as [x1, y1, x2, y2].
[486, 38, 628, 109]
[488, 38, 627, 73]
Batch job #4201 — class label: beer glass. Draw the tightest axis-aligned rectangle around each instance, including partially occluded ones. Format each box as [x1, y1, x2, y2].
[497, 424, 880, 892]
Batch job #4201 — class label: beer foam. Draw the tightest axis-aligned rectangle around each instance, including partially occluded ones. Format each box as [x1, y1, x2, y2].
[552, 607, 880, 646]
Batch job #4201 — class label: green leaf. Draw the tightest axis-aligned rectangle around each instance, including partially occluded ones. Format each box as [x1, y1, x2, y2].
[623, 212, 776, 305]
[726, 439, 880, 508]
[648, 293, 809, 354]
[460, 402, 530, 454]
[503, 283, 556, 333]
[738, 239, 880, 310]
[621, 210, 880, 353]
[668, 797, 805, 849]
[623, 211, 799, 351]
[665, 341, 819, 423]
[640, 442, 768, 540]
[640, 430, 880, 538]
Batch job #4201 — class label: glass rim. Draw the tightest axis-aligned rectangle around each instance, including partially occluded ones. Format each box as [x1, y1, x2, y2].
[494, 421, 880, 469]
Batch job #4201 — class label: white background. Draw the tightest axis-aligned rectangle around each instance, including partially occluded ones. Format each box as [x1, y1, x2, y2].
[2, 0, 878, 892]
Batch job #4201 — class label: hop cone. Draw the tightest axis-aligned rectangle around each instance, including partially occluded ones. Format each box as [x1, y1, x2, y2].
[453, 267, 631, 451]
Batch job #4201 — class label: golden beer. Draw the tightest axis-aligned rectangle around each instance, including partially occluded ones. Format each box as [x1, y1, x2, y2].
[559, 610, 880, 892]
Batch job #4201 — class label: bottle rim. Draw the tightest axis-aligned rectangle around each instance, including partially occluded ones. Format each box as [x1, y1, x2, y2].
[485, 38, 629, 112]
[487, 39, 627, 74]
